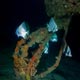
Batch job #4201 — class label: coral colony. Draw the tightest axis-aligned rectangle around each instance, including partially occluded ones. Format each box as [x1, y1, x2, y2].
[13, 18, 72, 80]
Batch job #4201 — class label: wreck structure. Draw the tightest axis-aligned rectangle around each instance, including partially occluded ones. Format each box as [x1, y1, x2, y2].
[13, 0, 80, 80]
[45, 0, 80, 35]
[13, 20, 65, 80]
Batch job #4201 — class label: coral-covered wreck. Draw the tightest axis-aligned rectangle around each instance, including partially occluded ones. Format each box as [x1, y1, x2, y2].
[13, 20, 65, 80]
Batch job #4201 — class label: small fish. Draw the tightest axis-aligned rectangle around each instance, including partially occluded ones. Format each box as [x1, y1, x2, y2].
[47, 18, 58, 33]
[44, 42, 49, 54]
[16, 22, 30, 39]
[50, 33, 58, 42]
[44, 33, 58, 54]
[63, 45, 72, 57]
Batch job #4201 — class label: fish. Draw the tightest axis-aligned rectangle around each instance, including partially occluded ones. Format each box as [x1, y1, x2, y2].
[47, 18, 58, 33]
[15, 21, 30, 39]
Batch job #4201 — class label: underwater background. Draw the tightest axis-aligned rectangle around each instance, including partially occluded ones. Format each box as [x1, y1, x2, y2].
[0, 0, 80, 80]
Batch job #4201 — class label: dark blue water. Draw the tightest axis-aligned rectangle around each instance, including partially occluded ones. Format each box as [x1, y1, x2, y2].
[0, 0, 50, 50]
